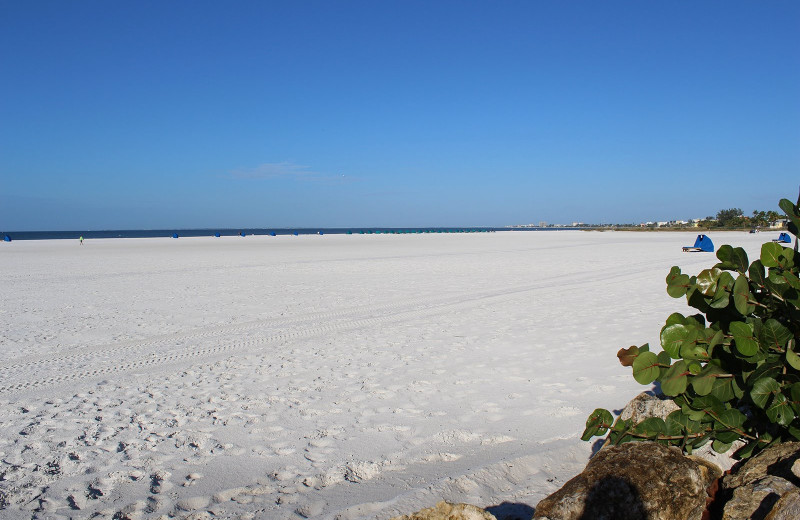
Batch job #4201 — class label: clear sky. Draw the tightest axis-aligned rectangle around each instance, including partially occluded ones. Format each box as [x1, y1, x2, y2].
[2, 1, 799, 230]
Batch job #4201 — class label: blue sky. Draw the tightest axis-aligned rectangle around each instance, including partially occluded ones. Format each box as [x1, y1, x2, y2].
[2, 1, 799, 230]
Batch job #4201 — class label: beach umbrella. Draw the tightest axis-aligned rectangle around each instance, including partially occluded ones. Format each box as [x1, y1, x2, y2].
[270, 232, 276, 237]
[293, 231, 299, 236]
[172, 233, 179, 239]
[3, 234, 11, 242]
[214, 233, 221, 237]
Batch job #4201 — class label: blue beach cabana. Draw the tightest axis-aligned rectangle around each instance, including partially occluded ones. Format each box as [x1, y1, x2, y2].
[682, 234, 714, 252]
[270, 232, 276, 237]
[172, 233, 179, 239]
[3, 234, 10, 242]
[214, 232, 221, 237]
[773, 232, 792, 244]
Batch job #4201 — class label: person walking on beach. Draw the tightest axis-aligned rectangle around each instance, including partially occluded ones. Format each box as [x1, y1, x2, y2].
[79, 236, 83, 245]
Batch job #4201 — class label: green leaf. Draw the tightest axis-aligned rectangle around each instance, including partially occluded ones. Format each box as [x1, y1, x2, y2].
[786, 345, 800, 372]
[779, 198, 800, 234]
[666, 267, 691, 298]
[733, 275, 755, 315]
[766, 394, 795, 426]
[691, 373, 715, 396]
[632, 352, 661, 385]
[734, 336, 759, 357]
[729, 321, 753, 337]
[762, 242, 785, 268]
[661, 324, 695, 359]
[730, 321, 758, 356]
[751, 377, 780, 409]
[681, 341, 710, 361]
[760, 319, 793, 350]
[706, 329, 725, 355]
[691, 365, 727, 396]
[715, 408, 746, 429]
[735, 438, 760, 459]
[780, 248, 796, 270]
[581, 408, 614, 441]
[661, 360, 689, 396]
[664, 312, 687, 327]
[689, 394, 725, 415]
[749, 260, 767, 287]
[666, 409, 702, 434]
[710, 272, 735, 308]
[696, 268, 722, 297]
[789, 382, 800, 413]
[710, 378, 736, 402]
[634, 417, 667, 438]
[712, 439, 734, 453]
[716, 245, 749, 273]
[783, 271, 800, 290]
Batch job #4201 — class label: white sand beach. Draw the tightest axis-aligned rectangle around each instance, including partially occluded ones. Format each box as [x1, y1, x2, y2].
[0, 230, 774, 519]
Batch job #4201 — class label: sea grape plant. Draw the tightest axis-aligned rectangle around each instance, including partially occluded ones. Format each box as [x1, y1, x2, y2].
[583, 194, 800, 459]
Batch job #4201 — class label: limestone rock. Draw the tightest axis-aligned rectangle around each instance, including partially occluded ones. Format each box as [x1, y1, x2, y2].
[617, 392, 740, 470]
[722, 475, 797, 520]
[719, 442, 800, 520]
[617, 391, 679, 423]
[723, 441, 800, 489]
[390, 501, 497, 520]
[533, 442, 720, 520]
[792, 459, 800, 480]
[764, 488, 800, 520]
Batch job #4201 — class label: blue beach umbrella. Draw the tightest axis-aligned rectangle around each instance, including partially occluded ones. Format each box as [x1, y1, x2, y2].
[3, 234, 11, 242]
[172, 233, 179, 239]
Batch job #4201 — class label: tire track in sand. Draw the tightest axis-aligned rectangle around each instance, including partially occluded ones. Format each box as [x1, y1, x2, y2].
[0, 261, 657, 396]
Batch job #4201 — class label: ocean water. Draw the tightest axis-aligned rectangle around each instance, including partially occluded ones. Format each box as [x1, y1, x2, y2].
[0, 227, 521, 241]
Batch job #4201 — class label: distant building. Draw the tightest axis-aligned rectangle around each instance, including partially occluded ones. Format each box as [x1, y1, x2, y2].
[770, 220, 788, 229]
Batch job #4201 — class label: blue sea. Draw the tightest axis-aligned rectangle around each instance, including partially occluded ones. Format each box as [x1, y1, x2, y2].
[0, 227, 508, 241]
[0, 227, 584, 241]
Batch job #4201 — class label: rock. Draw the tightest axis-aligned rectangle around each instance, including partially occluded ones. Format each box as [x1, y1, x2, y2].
[390, 501, 497, 520]
[534, 442, 720, 520]
[764, 488, 800, 520]
[718, 442, 800, 520]
[722, 475, 797, 520]
[792, 459, 800, 480]
[616, 392, 741, 470]
[723, 441, 800, 489]
[617, 392, 679, 423]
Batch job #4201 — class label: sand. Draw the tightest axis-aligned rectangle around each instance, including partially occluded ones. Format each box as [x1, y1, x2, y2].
[0, 230, 775, 519]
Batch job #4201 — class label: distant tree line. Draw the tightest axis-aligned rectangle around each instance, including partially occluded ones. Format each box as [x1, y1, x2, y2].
[707, 208, 785, 228]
